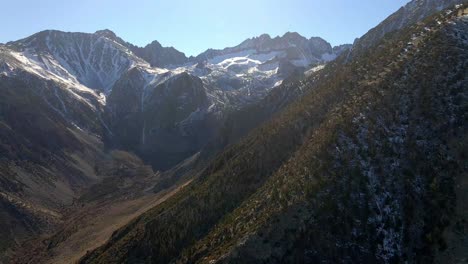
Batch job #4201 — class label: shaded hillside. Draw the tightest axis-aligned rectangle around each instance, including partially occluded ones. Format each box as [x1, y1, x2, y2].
[130, 40, 188, 68]
[0, 72, 159, 262]
[0, 74, 103, 258]
[81, 4, 468, 264]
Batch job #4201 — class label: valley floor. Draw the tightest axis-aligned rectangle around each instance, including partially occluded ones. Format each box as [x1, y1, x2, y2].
[11, 178, 193, 264]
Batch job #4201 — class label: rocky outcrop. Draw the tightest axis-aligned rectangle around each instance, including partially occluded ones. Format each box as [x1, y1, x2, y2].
[130, 40, 188, 68]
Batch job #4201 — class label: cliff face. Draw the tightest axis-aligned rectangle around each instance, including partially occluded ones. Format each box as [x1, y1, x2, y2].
[130, 40, 188, 68]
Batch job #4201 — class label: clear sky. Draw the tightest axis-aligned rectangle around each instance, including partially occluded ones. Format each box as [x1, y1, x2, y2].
[1, 0, 411, 56]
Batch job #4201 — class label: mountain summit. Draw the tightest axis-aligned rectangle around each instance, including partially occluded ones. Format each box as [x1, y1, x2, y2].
[195, 32, 347, 65]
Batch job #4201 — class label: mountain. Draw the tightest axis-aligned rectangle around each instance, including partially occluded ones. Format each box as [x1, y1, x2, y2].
[0, 23, 351, 261]
[130, 40, 189, 68]
[1, 29, 348, 170]
[3, 0, 467, 263]
[4, 29, 147, 92]
[167, 32, 351, 110]
[106, 70, 220, 169]
[194, 32, 343, 65]
[78, 3, 468, 264]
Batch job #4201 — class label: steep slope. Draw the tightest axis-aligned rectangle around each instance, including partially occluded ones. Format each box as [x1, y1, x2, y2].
[80, 4, 468, 264]
[178, 9, 468, 263]
[0, 45, 106, 118]
[351, 0, 468, 56]
[0, 73, 103, 259]
[202, 70, 318, 159]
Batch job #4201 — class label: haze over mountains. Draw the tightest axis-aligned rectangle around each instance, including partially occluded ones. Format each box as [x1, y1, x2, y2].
[0, 0, 467, 263]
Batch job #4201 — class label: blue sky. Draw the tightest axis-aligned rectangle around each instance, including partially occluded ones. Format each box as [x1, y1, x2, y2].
[1, 0, 410, 56]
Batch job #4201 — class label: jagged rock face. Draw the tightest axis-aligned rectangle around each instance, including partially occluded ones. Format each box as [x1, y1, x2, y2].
[6, 30, 146, 92]
[131, 40, 188, 68]
[141, 73, 215, 169]
[308, 36, 334, 57]
[106, 68, 147, 150]
[195, 32, 340, 65]
[144, 73, 209, 129]
[171, 32, 351, 109]
[241, 32, 312, 53]
[333, 44, 353, 55]
[94, 29, 119, 39]
[106, 71, 217, 170]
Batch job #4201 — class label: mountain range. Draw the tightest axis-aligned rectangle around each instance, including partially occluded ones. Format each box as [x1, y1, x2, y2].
[1, 0, 467, 263]
[0, 28, 350, 169]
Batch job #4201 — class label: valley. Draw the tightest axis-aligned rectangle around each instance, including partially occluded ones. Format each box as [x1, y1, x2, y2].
[0, 0, 467, 263]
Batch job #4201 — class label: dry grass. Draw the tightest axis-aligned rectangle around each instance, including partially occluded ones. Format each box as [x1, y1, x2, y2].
[47, 179, 193, 264]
